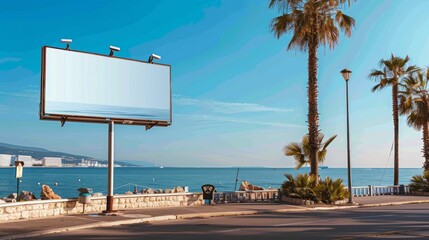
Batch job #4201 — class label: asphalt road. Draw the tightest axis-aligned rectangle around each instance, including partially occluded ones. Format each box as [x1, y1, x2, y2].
[39, 203, 429, 240]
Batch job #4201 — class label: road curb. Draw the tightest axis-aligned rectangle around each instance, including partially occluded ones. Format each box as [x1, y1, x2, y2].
[360, 200, 429, 207]
[2, 200, 429, 239]
[176, 210, 259, 219]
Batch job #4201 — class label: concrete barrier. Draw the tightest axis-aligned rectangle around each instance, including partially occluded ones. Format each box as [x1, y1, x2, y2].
[0, 192, 203, 222]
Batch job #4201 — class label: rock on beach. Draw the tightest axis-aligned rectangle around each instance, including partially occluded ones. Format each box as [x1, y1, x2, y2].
[40, 185, 61, 200]
[239, 180, 264, 191]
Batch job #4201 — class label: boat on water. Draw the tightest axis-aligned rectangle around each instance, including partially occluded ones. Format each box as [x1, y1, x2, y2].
[319, 166, 328, 169]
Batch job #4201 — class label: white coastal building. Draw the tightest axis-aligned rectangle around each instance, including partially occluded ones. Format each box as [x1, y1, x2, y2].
[17, 155, 33, 167]
[42, 157, 62, 167]
[0, 154, 13, 167]
[33, 159, 42, 166]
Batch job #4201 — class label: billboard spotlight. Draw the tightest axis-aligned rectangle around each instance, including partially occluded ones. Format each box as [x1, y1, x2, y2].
[61, 39, 72, 50]
[109, 46, 120, 56]
[148, 53, 161, 63]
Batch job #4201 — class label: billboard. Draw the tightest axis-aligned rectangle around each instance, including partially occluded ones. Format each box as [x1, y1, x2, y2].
[40, 47, 171, 126]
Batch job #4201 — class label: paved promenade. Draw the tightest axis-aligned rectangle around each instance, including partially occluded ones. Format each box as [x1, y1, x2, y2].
[1, 195, 428, 240]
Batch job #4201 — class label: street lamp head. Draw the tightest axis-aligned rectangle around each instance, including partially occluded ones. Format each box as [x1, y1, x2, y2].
[340, 69, 352, 81]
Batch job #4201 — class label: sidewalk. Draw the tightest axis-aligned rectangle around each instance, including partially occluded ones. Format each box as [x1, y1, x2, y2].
[1, 195, 428, 240]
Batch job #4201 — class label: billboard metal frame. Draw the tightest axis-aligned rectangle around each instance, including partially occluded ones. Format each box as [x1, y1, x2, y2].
[40, 46, 172, 128]
[39, 45, 172, 212]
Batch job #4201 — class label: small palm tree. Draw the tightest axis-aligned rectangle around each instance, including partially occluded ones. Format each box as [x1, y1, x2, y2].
[282, 173, 317, 201]
[399, 68, 429, 170]
[282, 174, 349, 203]
[269, 0, 355, 180]
[369, 54, 418, 185]
[409, 171, 429, 192]
[284, 133, 337, 170]
[314, 176, 349, 203]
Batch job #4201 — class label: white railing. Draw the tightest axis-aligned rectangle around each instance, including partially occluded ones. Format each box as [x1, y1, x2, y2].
[351, 185, 411, 197]
[214, 190, 279, 203]
[213, 185, 412, 203]
[352, 186, 371, 196]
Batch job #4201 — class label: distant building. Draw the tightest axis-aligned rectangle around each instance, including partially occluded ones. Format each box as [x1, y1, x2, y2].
[62, 163, 75, 167]
[42, 157, 62, 167]
[33, 159, 43, 166]
[0, 154, 13, 167]
[17, 155, 33, 167]
[89, 160, 99, 167]
[77, 159, 102, 167]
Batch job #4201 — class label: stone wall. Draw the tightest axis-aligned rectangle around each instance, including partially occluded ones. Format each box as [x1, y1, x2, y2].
[0, 193, 203, 222]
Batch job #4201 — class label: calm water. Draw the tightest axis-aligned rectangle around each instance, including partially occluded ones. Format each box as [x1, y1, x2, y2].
[0, 167, 423, 198]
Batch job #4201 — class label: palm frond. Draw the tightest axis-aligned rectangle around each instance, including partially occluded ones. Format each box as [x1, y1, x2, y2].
[399, 68, 429, 134]
[284, 133, 336, 169]
[269, 0, 355, 51]
[318, 149, 327, 163]
[271, 14, 295, 39]
[335, 11, 355, 37]
[322, 134, 337, 150]
[368, 69, 385, 79]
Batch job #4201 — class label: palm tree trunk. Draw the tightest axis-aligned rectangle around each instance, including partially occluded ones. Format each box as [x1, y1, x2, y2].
[392, 83, 399, 185]
[423, 121, 429, 171]
[308, 9, 319, 182]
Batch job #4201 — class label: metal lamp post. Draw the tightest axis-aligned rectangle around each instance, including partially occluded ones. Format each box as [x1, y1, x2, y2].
[341, 68, 353, 204]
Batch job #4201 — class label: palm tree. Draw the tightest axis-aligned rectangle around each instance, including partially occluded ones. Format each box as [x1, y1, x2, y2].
[269, 0, 355, 180]
[369, 54, 418, 185]
[284, 133, 337, 170]
[399, 68, 429, 170]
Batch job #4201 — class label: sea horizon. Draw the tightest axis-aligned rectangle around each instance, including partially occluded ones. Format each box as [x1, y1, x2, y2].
[0, 167, 423, 199]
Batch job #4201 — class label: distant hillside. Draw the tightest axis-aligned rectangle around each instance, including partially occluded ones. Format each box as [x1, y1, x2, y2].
[121, 160, 157, 167]
[0, 142, 139, 167]
[0, 142, 50, 152]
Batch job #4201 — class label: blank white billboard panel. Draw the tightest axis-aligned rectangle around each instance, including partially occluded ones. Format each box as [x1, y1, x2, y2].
[41, 47, 171, 126]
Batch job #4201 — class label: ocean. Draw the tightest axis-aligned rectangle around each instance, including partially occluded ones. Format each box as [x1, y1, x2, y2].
[0, 167, 424, 199]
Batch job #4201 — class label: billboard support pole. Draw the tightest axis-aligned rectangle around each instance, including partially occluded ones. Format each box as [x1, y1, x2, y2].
[106, 121, 115, 212]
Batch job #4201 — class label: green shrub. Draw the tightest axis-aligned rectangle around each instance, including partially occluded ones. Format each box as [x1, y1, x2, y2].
[282, 174, 349, 203]
[409, 171, 429, 192]
[314, 177, 349, 203]
[282, 173, 317, 201]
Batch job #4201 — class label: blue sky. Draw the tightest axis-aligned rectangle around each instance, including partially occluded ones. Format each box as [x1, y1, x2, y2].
[1, 0, 429, 167]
